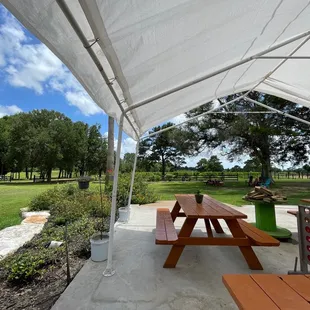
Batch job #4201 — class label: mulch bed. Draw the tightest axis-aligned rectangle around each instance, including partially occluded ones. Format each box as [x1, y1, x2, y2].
[0, 252, 88, 310]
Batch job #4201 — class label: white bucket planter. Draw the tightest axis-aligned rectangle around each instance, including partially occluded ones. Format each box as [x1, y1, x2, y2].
[90, 233, 109, 262]
[118, 207, 130, 222]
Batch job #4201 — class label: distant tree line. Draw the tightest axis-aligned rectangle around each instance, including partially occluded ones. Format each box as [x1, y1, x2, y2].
[0, 110, 107, 182]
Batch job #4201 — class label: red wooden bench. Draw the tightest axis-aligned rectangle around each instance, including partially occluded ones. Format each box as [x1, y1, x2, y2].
[155, 208, 178, 245]
[237, 219, 280, 246]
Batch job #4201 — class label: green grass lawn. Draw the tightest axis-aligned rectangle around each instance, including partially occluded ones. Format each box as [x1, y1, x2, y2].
[1, 180, 309, 231]
[149, 180, 310, 206]
[0, 184, 55, 230]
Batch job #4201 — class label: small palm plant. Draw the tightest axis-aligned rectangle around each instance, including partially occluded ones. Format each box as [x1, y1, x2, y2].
[195, 190, 204, 204]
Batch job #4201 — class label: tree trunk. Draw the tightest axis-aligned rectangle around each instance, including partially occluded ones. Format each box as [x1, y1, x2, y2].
[58, 169, 62, 179]
[30, 167, 33, 180]
[261, 157, 271, 180]
[47, 168, 52, 182]
[105, 116, 114, 187]
[161, 156, 166, 180]
[25, 167, 29, 179]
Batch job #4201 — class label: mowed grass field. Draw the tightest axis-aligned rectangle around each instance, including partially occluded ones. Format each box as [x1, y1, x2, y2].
[0, 184, 55, 230]
[149, 180, 310, 206]
[0, 179, 309, 231]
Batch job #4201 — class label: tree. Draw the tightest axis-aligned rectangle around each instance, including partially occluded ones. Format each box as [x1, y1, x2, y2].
[230, 165, 242, 172]
[141, 123, 193, 179]
[195, 156, 223, 172]
[243, 158, 262, 172]
[206, 155, 224, 172]
[121, 153, 136, 173]
[0, 116, 11, 175]
[196, 158, 208, 172]
[186, 92, 310, 179]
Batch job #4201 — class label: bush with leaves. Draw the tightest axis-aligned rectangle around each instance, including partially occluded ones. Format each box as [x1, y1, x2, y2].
[0, 217, 98, 284]
[106, 174, 158, 208]
[29, 184, 80, 211]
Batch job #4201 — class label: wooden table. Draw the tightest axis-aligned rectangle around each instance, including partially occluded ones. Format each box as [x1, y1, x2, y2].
[223, 274, 310, 309]
[156, 194, 279, 270]
[301, 199, 310, 204]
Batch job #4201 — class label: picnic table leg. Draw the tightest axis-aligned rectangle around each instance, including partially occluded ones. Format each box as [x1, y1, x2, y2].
[163, 218, 197, 268]
[210, 219, 224, 233]
[171, 201, 181, 222]
[225, 219, 263, 270]
[204, 219, 213, 237]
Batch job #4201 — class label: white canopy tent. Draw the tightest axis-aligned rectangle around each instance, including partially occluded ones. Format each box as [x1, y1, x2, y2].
[3, 0, 310, 276]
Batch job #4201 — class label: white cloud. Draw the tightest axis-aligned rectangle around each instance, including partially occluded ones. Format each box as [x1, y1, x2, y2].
[122, 137, 137, 155]
[171, 113, 187, 125]
[0, 104, 22, 117]
[0, 7, 104, 116]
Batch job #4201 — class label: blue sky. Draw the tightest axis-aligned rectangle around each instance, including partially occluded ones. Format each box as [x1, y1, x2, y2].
[0, 5, 244, 168]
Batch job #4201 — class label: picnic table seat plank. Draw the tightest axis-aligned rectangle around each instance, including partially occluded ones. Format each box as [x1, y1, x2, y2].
[251, 274, 310, 309]
[222, 274, 279, 310]
[155, 208, 178, 245]
[280, 275, 310, 302]
[237, 219, 280, 246]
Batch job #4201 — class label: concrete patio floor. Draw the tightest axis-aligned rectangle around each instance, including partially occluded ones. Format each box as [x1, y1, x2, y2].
[52, 202, 300, 310]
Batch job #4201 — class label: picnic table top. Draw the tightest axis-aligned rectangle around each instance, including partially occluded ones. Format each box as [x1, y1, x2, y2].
[223, 274, 310, 310]
[175, 194, 247, 220]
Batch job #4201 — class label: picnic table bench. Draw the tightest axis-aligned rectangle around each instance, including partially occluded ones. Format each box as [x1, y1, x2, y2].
[223, 274, 310, 309]
[156, 194, 279, 269]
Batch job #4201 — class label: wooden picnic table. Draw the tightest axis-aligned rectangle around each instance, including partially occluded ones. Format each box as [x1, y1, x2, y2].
[223, 274, 310, 309]
[155, 194, 279, 270]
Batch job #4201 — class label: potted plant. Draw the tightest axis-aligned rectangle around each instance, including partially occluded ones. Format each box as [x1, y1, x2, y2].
[195, 190, 204, 204]
[77, 175, 91, 190]
[90, 219, 109, 262]
[90, 177, 109, 262]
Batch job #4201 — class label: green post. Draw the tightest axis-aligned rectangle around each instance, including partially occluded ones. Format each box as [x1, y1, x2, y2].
[251, 200, 292, 239]
[254, 201, 277, 231]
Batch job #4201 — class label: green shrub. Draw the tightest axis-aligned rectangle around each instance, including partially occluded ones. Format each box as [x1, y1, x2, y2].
[29, 184, 111, 224]
[106, 174, 158, 208]
[3, 249, 57, 283]
[165, 174, 173, 181]
[0, 217, 98, 284]
[29, 184, 79, 211]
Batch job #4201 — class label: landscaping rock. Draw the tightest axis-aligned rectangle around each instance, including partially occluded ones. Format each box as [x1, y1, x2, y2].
[0, 224, 44, 259]
[22, 215, 48, 224]
[21, 211, 50, 220]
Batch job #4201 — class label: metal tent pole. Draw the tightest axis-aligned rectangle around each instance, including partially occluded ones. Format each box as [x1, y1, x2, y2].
[103, 115, 124, 277]
[244, 97, 310, 126]
[255, 56, 310, 59]
[141, 95, 248, 139]
[56, 0, 139, 140]
[127, 140, 140, 209]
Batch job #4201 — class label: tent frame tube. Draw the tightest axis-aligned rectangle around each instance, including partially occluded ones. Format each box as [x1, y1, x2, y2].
[255, 56, 310, 59]
[56, 0, 139, 139]
[127, 141, 140, 209]
[244, 96, 310, 126]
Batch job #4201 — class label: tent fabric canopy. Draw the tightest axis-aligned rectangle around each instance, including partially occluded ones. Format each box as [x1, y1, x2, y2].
[3, 0, 310, 139]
